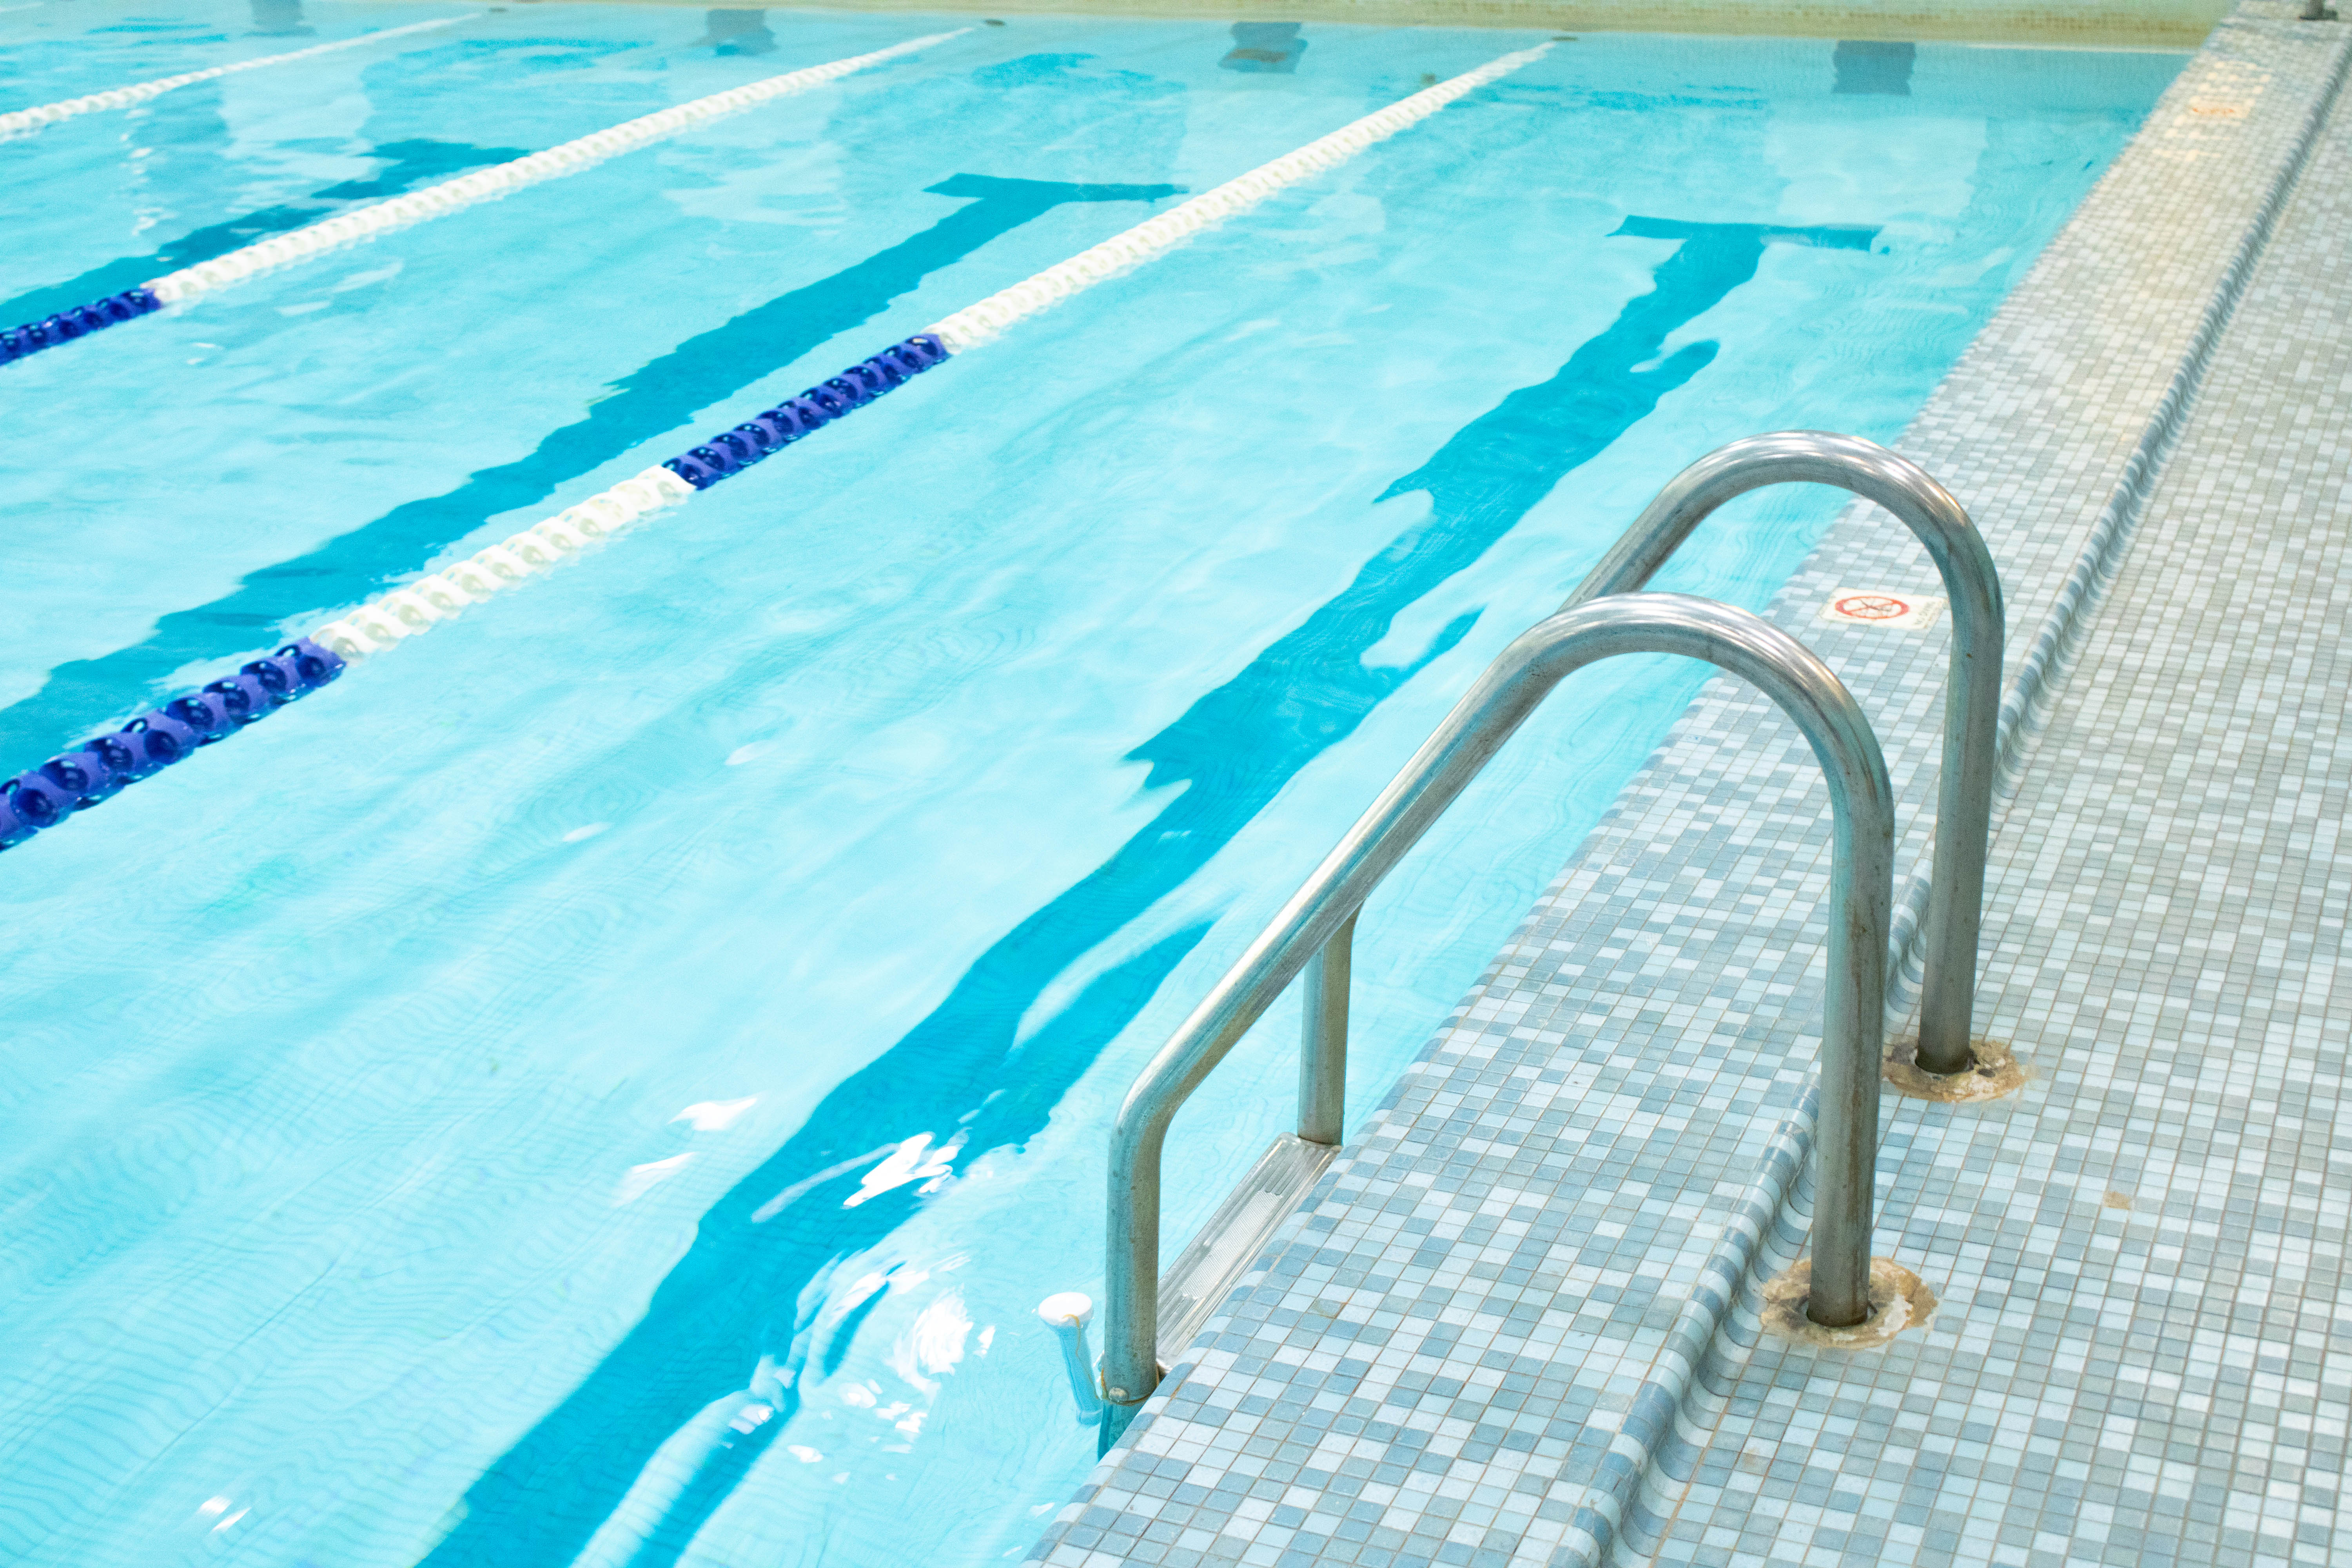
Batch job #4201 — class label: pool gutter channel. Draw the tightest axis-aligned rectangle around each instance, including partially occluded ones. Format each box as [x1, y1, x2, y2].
[1030, 5, 2352, 1565]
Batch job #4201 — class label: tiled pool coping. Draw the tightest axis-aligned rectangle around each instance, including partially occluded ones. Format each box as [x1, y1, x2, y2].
[1648, 80, 2352, 1566]
[584, 0, 2232, 52]
[1027, 4, 2352, 1566]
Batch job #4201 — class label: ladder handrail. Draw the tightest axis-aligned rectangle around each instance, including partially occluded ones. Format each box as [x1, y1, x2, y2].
[1098, 593, 1896, 1444]
[1566, 430, 2001, 1073]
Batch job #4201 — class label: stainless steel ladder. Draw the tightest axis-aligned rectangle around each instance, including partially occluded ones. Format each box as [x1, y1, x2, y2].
[1089, 432, 2002, 1446]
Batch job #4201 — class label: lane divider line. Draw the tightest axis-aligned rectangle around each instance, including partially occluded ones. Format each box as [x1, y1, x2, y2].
[0, 29, 971, 368]
[0, 15, 473, 142]
[0, 41, 1551, 851]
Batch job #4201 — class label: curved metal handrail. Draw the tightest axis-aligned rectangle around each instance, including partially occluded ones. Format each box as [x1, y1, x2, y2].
[1098, 593, 1895, 1443]
[1565, 431, 2000, 1074]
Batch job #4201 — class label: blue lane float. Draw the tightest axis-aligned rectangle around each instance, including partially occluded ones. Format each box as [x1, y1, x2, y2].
[660, 334, 949, 490]
[0, 287, 162, 365]
[0, 639, 344, 849]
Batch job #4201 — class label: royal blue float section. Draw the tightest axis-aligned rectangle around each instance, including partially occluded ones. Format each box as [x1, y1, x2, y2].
[661, 331, 949, 488]
[0, 285, 163, 366]
[0, 638, 343, 849]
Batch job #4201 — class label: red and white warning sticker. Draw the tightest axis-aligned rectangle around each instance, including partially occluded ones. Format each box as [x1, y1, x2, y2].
[1817, 588, 1946, 630]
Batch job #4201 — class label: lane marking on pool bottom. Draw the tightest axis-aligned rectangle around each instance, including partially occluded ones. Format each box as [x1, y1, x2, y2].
[0, 40, 1550, 851]
[0, 28, 970, 368]
[0, 15, 473, 142]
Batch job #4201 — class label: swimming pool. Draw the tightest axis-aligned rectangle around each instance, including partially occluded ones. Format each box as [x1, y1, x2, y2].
[0, 8, 2177, 1566]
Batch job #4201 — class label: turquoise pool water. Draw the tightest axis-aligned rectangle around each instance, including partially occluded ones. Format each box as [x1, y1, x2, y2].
[0, 8, 2176, 1566]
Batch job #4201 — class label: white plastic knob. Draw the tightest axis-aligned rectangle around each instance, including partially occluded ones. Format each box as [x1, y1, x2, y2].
[1037, 1292, 1093, 1327]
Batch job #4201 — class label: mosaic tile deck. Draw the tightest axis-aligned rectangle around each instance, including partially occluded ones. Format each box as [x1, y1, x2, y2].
[1027, 6, 2352, 1567]
[810, 0, 2229, 51]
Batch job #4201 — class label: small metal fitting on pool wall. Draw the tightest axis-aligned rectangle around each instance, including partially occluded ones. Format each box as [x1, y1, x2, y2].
[1882, 1034, 2029, 1102]
[1760, 1257, 1938, 1350]
[0, 639, 344, 850]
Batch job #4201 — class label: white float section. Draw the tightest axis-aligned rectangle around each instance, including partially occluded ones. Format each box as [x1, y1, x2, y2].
[311, 466, 696, 661]
[146, 29, 971, 305]
[926, 40, 1552, 353]
[0, 15, 472, 142]
[306, 40, 1548, 666]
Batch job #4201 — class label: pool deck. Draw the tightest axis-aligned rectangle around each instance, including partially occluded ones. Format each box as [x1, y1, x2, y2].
[637, 2, 2230, 51]
[1025, 5, 2352, 1568]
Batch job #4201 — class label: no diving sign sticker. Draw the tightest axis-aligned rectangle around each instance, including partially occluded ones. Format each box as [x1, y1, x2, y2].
[1817, 588, 1946, 631]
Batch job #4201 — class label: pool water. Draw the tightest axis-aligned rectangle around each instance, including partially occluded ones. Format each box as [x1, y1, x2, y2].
[0, 8, 2176, 1566]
